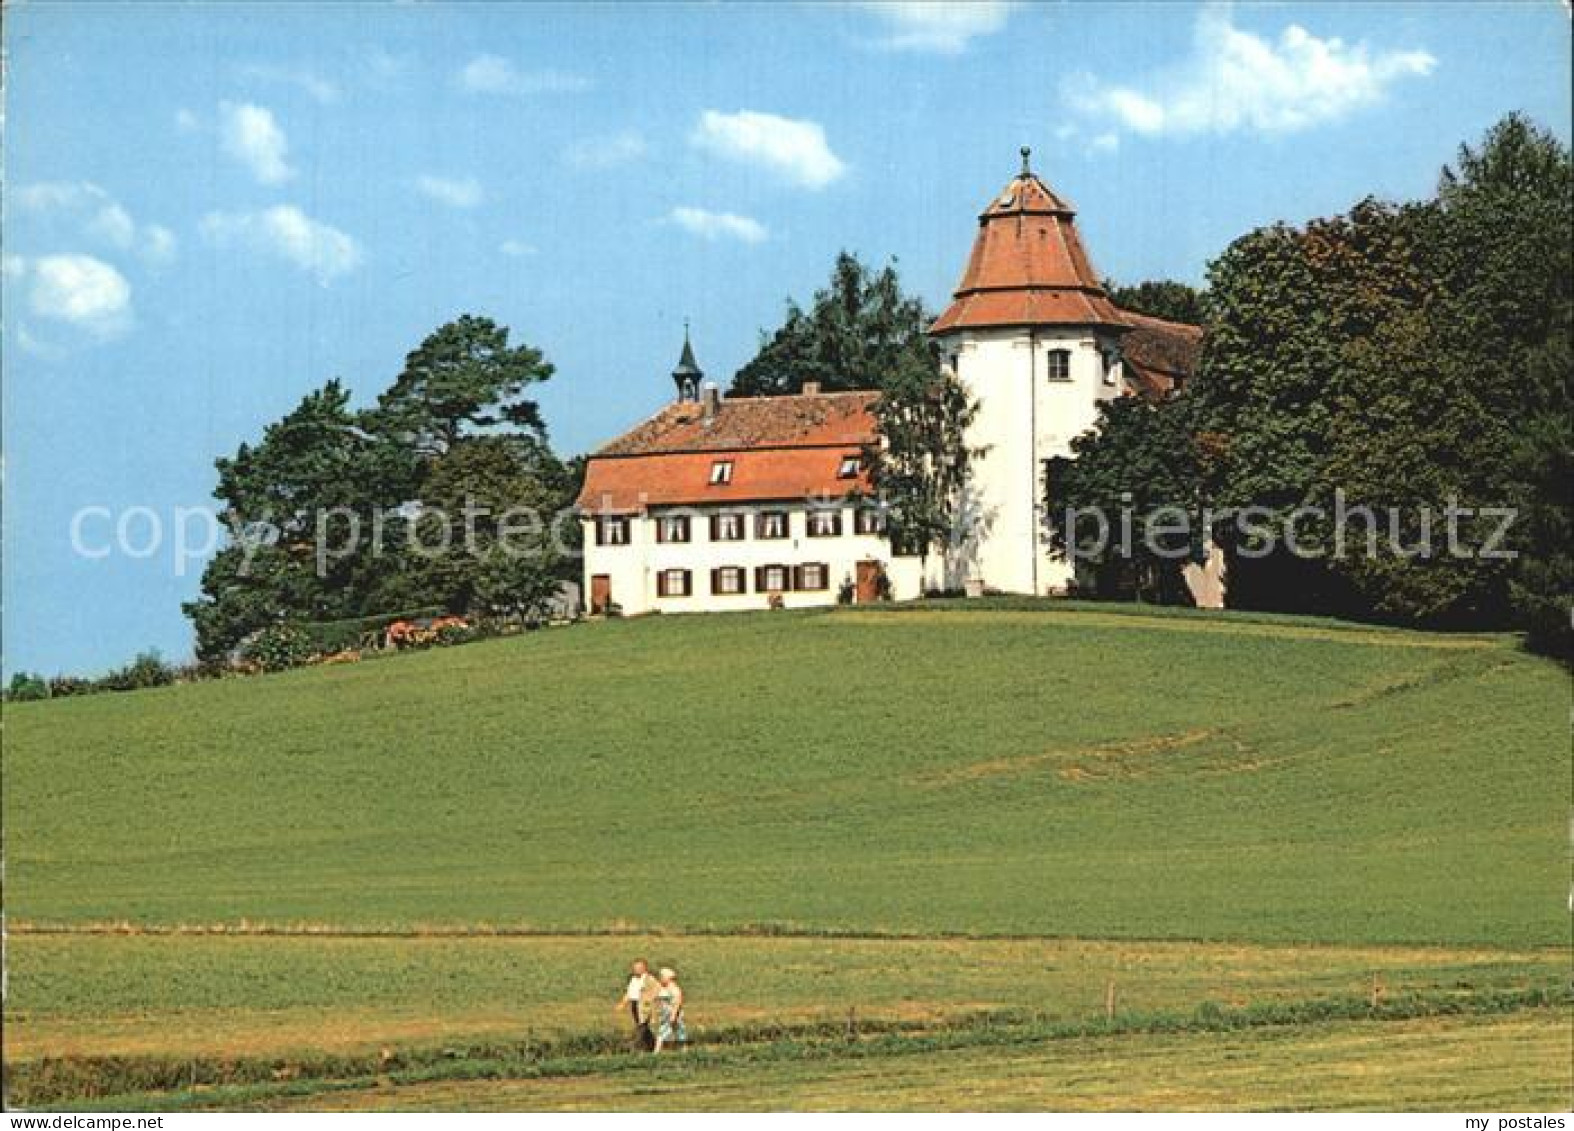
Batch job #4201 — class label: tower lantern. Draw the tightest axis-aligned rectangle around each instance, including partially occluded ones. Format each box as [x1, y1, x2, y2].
[671, 321, 703, 403]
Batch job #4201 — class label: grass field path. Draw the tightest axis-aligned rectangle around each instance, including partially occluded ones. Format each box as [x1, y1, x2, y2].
[247, 1012, 1573, 1112]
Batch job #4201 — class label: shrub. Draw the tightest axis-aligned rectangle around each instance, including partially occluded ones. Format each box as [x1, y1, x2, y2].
[7, 672, 49, 701]
[47, 675, 95, 698]
[433, 620, 475, 647]
[100, 651, 174, 692]
[243, 625, 313, 672]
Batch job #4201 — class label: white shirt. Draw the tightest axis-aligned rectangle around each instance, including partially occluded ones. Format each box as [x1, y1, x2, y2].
[626, 974, 647, 1002]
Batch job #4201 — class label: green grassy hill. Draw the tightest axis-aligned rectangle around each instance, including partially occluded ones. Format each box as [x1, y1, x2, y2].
[6, 603, 1566, 946]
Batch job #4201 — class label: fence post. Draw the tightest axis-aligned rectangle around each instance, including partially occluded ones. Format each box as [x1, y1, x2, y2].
[1105, 979, 1117, 1023]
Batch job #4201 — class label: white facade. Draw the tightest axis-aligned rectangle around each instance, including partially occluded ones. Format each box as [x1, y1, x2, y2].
[581, 501, 924, 616]
[934, 325, 1125, 595]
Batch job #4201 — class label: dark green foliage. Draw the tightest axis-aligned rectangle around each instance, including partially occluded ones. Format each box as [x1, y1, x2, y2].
[869, 353, 982, 569]
[401, 435, 573, 619]
[1067, 114, 1572, 643]
[370, 314, 554, 456]
[99, 651, 173, 692]
[1506, 318, 1573, 657]
[731, 252, 934, 396]
[1105, 278, 1205, 324]
[7, 672, 50, 701]
[242, 625, 314, 672]
[1046, 394, 1206, 603]
[184, 316, 571, 661]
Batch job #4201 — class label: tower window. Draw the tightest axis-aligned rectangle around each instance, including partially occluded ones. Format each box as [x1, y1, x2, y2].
[1046, 349, 1072, 382]
[709, 460, 734, 485]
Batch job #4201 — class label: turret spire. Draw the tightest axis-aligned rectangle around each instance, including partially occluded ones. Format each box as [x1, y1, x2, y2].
[1020, 146, 1032, 177]
[671, 322, 704, 403]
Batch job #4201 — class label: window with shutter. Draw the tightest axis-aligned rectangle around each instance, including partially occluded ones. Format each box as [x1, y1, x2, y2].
[657, 569, 691, 598]
[797, 562, 828, 591]
[756, 511, 789, 539]
[808, 509, 842, 537]
[1046, 349, 1072, 382]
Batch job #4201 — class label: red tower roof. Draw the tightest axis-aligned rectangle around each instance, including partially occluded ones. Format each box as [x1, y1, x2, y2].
[931, 149, 1129, 335]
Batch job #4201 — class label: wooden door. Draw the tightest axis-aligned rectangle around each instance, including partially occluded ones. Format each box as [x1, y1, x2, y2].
[855, 560, 882, 604]
[590, 574, 611, 614]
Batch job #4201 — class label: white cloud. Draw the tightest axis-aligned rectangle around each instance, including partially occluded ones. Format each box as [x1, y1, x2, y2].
[563, 130, 648, 170]
[84, 201, 135, 248]
[667, 206, 768, 245]
[691, 110, 846, 190]
[200, 205, 361, 284]
[9, 254, 133, 339]
[1065, 4, 1435, 139]
[457, 54, 590, 95]
[858, 1, 1015, 54]
[415, 175, 484, 208]
[142, 225, 178, 264]
[11, 181, 177, 263]
[219, 101, 294, 183]
[499, 239, 538, 257]
[175, 107, 201, 132]
[238, 64, 340, 104]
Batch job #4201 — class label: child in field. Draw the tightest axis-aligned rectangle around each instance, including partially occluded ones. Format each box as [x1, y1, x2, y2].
[653, 967, 686, 1053]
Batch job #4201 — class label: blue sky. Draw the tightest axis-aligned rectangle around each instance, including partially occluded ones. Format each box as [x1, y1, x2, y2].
[3, 1, 1570, 677]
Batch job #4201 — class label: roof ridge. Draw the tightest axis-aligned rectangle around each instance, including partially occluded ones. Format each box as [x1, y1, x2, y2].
[1118, 307, 1203, 334]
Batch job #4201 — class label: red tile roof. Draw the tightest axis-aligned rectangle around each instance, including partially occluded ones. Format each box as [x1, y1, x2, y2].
[1119, 311, 1203, 397]
[578, 391, 879, 512]
[931, 171, 1129, 334]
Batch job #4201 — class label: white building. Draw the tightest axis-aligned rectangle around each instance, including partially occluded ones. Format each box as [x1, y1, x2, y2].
[577, 151, 1203, 615]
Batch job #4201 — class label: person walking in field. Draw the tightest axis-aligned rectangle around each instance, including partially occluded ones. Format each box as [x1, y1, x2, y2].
[653, 966, 687, 1053]
[616, 958, 659, 1051]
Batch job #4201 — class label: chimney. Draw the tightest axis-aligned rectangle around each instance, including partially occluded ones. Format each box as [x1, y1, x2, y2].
[801, 380, 821, 396]
[701, 382, 721, 424]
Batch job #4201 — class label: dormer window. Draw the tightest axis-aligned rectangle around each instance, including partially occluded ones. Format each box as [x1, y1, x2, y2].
[709, 460, 733, 486]
[1046, 349, 1072, 382]
[837, 455, 861, 479]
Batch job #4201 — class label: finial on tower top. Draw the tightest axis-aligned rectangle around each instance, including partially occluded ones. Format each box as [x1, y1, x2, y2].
[1020, 146, 1032, 177]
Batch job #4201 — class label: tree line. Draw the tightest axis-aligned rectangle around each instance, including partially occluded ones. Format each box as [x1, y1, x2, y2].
[184, 315, 581, 662]
[1051, 114, 1570, 658]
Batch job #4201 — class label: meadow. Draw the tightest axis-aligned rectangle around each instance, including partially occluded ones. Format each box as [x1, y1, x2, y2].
[3, 602, 1569, 1108]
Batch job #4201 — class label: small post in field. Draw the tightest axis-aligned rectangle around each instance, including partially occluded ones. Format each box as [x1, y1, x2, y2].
[1105, 979, 1117, 1023]
[1370, 972, 1383, 1009]
[846, 1005, 858, 1040]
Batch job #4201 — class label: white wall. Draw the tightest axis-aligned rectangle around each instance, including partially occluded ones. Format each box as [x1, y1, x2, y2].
[935, 325, 1122, 596]
[582, 503, 922, 615]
